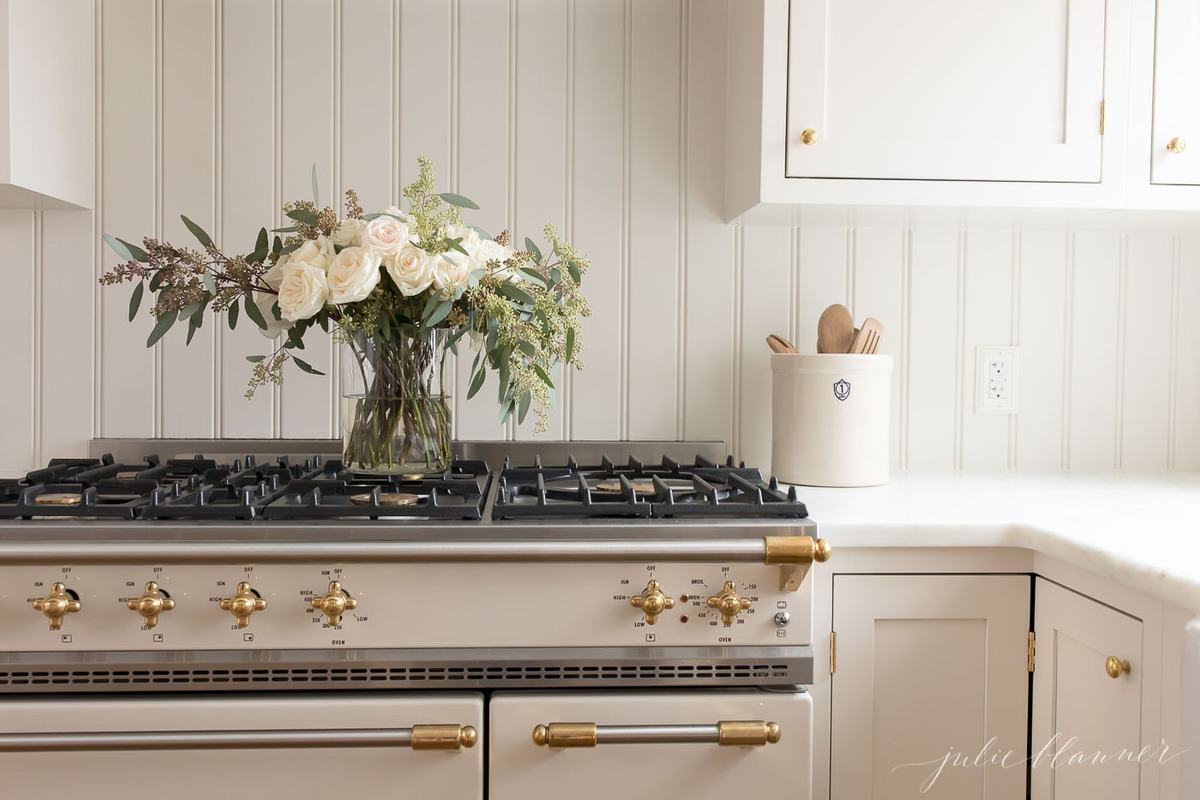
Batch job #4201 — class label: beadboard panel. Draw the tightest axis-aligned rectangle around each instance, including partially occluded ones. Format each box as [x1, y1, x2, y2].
[7, 0, 1200, 477]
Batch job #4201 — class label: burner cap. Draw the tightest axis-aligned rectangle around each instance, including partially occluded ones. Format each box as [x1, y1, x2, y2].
[35, 492, 83, 506]
[596, 479, 656, 494]
[349, 492, 422, 507]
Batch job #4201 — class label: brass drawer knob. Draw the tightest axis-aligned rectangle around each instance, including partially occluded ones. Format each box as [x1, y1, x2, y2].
[800, 128, 818, 145]
[1167, 137, 1187, 153]
[1105, 655, 1131, 679]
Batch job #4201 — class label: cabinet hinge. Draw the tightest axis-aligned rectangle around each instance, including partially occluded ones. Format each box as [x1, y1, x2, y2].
[830, 631, 837, 675]
[1100, 100, 1106, 136]
[1027, 631, 1036, 672]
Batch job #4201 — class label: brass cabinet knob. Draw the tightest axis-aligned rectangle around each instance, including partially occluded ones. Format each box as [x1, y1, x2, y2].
[630, 579, 674, 625]
[1105, 655, 1132, 679]
[706, 581, 752, 626]
[310, 580, 357, 626]
[127, 581, 175, 629]
[1167, 137, 1187, 153]
[32, 582, 81, 630]
[218, 581, 267, 628]
[800, 128, 818, 145]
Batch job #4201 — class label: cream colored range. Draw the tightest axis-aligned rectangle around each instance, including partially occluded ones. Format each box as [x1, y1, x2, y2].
[0, 561, 810, 651]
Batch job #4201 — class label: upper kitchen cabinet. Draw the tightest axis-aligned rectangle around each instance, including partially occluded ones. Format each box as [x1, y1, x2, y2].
[0, 0, 93, 209]
[726, 0, 1130, 219]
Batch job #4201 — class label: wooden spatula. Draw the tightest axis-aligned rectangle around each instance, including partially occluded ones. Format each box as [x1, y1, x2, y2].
[849, 317, 884, 354]
[816, 304, 855, 354]
[766, 334, 799, 354]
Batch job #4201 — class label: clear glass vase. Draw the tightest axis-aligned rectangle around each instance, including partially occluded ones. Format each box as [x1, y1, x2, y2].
[340, 328, 452, 474]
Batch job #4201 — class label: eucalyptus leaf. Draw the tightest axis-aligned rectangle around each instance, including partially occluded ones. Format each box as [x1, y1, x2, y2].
[524, 237, 542, 263]
[292, 356, 325, 376]
[438, 192, 480, 210]
[533, 364, 554, 389]
[311, 164, 320, 206]
[179, 301, 203, 320]
[468, 225, 492, 241]
[103, 234, 134, 261]
[243, 296, 268, 330]
[516, 340, 537, 358]
[498, 395, 515, 423]
[497, 282, 534, 306]
[149, 271, 166, 292]
[550, 267, 562, 285]
[118, 238, 150, 262]
[567, 259, 581, 285]
[286, 208, 319, 226]
[445, 237, 470, 257]
[287, 328, 305, 350]
[519, 268, 546, 286]
[249, 228, 270, 262]
[186, 316, 199, 345]
[466, 366, 487, 399]
[146, 309, 178, 348]
[181, 215, 215, 249]
[128, 282, 144, 322]
[424, 299, 453, 328]
[517, 390, 532, 424]
[227, 301, 239, 330]
[246, 354, 266, 363]
[270, 225, 298, 234]
[202, 271, 216, 294]
[565, 326, 576, 363]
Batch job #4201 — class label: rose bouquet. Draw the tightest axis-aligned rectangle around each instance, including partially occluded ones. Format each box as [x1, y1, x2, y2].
[101, 157, 590, 472]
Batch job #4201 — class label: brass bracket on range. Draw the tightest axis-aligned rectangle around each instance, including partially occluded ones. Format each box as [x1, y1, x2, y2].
[763, 535, 832, 592]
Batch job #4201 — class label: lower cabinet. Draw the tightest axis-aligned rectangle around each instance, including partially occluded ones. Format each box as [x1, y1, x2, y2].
[829, 574, 1032, 799]
[1031, 577, 1144, 799]
[489, 690, 813, 800]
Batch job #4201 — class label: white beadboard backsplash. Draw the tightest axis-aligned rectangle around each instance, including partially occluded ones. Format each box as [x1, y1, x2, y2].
[2, 0, 1198, 476]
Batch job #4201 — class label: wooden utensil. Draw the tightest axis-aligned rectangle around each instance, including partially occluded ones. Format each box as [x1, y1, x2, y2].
[766, 334, 799, 354]
[816, 304, 855, 354]
[849, 317, 884, 354]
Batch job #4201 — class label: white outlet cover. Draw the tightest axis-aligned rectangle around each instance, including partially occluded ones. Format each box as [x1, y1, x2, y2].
[975, 345, 1018, 415]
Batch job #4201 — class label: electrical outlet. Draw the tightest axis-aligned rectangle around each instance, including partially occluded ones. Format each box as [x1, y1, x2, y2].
[975, 346, 1018, 415]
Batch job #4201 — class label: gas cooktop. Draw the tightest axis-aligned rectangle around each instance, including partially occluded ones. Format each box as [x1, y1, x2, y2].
[0, 447, 808, 523]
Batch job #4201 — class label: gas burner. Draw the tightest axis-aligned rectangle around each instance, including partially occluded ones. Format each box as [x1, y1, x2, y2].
[493, 455, 808, 520]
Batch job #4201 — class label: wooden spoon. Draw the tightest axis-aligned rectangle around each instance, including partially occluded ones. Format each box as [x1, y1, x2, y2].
[849, 317, 884, 354]
[766, 334, 799, 354]
[816, 304, 855, 354]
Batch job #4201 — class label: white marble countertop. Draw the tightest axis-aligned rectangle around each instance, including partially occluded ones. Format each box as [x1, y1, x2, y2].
[795, 472, 1200, 613]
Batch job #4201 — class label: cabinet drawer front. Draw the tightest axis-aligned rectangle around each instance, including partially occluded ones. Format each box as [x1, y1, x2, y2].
[489, 690, 812, 800]
[785, 0, 1106, 182]
[1151, 0, 1200, 185]
[0, 693, 484, 800]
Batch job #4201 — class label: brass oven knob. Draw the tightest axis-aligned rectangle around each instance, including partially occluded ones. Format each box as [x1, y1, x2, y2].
[32, 582, 81, 630]
[311, 580, 357, 626]
[1167, 137, 1187, 154]
[1105, 655, 1132, 679]
[127, 581, 175, 629]
[218, 581, 267, 628]
[630, 580, 675, 625]
[706, 581, 752, 626]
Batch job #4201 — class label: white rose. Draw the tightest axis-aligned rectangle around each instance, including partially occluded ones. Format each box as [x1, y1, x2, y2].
[385, 242, 435, 296]
[444, 223, 481, 254]
[254, 255, 293, 339]
[331, 218, 364, 248]
[289, 235, 335, 271]
[362, 215, 412, 255]
[382, 206, 413, 223]
[472, 238, 516, 276]
[432, 250, 471, 291]
[277, 261, 329, 321]
[326, 246, 381, 305]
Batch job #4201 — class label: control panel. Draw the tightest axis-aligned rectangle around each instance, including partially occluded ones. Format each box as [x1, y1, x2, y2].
[0, 562, 812, 651]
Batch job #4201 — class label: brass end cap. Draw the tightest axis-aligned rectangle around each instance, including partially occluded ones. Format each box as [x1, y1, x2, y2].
[459, 725, 478, 749]
[814, 538, 832, 562]
[532, 725, 548, 746]
[765, 722, 782, 744]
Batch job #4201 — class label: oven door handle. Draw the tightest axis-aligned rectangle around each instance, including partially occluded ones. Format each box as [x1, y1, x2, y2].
[531, 720, 781, 748]
[0, 724, 478, 752]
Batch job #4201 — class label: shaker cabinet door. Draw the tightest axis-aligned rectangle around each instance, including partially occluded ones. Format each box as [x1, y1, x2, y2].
[785, 0, 1107, 182]
[1030, 578, 1143, 799]
[829, 574, 1031, 800]
[1150, 0, 1200, 185]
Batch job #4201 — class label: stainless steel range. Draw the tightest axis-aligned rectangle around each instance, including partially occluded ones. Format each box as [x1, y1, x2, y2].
[0, 440, 828, 800]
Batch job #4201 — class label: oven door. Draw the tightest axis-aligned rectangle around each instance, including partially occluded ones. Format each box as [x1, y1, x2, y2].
[0, 692, 483, 800]
[489, 689, 811, 800]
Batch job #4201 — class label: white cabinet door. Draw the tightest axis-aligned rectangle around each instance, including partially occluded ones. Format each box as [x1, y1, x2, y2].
[489, 690, 812, 800]
[0, 693, 484, 800]
[785, 0, 1107, 182]
[830, 574, 1031, 800]
[1031, 579, 1143, 799]
[1150, 0, 1200, 184]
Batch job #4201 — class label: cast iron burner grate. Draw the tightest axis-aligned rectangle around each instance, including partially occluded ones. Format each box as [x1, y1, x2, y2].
[492, 454, 808, 519]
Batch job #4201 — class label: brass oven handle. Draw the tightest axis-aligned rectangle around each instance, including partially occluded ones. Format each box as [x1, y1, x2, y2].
[0, 724, 478, 752]
[531, 721, 781, 748]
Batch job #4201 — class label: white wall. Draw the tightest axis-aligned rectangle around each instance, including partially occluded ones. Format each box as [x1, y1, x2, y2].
[3, 0, 1199, 475]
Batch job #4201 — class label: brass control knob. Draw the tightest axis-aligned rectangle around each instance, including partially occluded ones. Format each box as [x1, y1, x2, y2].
[1167, 137, 1187, 154]
[706, 581, 752, 626]
[630, 580, 675, 625]
[127, 581, 175, 629]
[32, 582, 81, 630]
[310, 580, 357, 626]
[218, 581, 267, 628]
[1105, 655, 1132, 679]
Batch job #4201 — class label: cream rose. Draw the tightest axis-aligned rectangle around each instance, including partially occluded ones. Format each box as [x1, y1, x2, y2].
[331, 218, 364, 248]
[472, 238, 515, 277]
[444, 223, 481, 254]
[277, 261, 329, 321]
[326, 246, 381, 305]
[254, 255, 293, 339]
[385, 242, 435, 296]
[289, 235, 335, 271]
[362, 215, 412, 255]
[432, 250, 471, 291]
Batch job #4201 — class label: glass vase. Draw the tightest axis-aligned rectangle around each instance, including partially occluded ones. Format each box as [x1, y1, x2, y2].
[340, 328, 452, 474]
